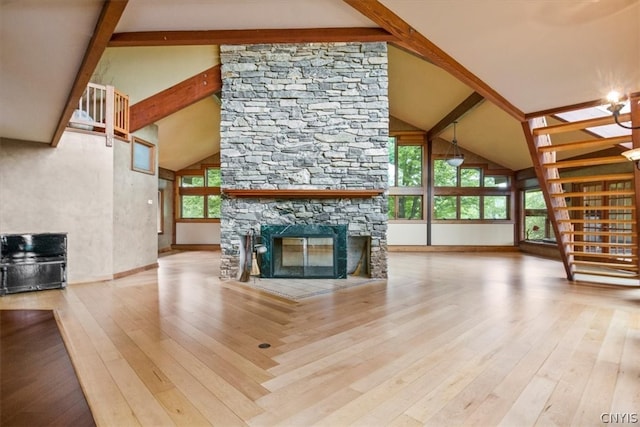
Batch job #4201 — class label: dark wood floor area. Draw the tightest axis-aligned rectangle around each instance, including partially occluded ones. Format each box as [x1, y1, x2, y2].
[1, 309, 95, 427]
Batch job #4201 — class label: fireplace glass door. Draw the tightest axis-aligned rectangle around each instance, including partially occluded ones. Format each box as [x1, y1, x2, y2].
[273, 236, 335, 278]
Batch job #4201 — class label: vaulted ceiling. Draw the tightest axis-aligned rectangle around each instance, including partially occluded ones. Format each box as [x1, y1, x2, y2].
[1, 0, 639, 172]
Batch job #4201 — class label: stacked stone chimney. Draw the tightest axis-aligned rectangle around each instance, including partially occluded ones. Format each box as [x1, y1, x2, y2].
[219, 42, 389, 280]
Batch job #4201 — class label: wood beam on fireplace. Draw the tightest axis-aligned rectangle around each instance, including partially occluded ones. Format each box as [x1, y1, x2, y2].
[222, 189, 384, 199]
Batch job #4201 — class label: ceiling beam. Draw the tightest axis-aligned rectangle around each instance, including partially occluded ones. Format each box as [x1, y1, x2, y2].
[109, 27, 398, 47]
[427, 92, 485, 141]
[129, 65, 222, 133]
[50, 0, 128, 147]
[343, 0, 524, 122]
[526, 90, 640, 119]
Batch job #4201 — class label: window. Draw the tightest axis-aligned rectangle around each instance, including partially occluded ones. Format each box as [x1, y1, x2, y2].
[434, 196, 457, 220]
[434, 161, 511, 221]
[388, 134, 425, 220]
[460, 196, 480, 219]
[484, 175, 510, 188]
[131, 137, 155, 174]
[484, 196, 508, 220]
[182, 195, 205, 219]
[434, 159, 457, 187]
[181, 175, 204, 187]
[207, 194, 221, 219]
[460, 168, 480, 187]
[388, 137, 423, 187]
[523, 189, 552, 241]
[389, 195, 423, 220]
[207, 167, 221, 186]
[178, 165, 221, 220]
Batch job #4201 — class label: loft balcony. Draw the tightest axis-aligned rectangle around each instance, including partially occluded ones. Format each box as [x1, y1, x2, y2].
[68, 83, 129, 140]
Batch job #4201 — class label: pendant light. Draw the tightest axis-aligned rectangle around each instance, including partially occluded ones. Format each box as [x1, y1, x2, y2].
[445, 121, 464, 167]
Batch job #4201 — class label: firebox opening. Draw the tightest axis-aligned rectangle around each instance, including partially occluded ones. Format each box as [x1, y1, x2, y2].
[260, 224, 348, 279]
[273, 236, 335, 278]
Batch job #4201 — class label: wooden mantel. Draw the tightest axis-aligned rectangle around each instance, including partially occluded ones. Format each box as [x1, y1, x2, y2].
[222, 188, 384, 198]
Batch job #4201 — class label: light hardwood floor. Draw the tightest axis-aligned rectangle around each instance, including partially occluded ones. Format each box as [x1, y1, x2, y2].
[1, 251, 638, 426]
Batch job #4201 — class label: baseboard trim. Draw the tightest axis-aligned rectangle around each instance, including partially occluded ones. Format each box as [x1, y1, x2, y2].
[68, 262, 159, 285]
[113, 262, 159, 280]
[171, 244, 220, 251]
[389, 245, 518, 252]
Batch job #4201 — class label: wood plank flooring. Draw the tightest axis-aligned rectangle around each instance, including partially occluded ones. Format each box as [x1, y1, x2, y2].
[0, 251, 638, 426]
[0, 309, 95, 426]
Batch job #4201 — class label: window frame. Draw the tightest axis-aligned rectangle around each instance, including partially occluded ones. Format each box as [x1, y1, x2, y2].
[432, 159, 513, 223]
[388, 132, 427, 222]
[131, 137, 156, 175]
[176, 164, 221, 222]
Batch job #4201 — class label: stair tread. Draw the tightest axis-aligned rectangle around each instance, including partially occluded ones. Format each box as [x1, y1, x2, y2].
[537, 135, 631, 153]
[550, 190, 634, 197]
[547, 173, 634, 184]
[573, 269, 639, 279]
[569, 251, 637, 258]
[557, 219, 635, 224]
[572, 260, 638, 270]
[553, 205, 636, 211]
[571, 242, 635, 247]
[542, 156, 628, 168]
[560, 231, 635, 237]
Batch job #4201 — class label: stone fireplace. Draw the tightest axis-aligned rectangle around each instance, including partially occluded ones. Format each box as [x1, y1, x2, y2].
[219, 42, 388, 280]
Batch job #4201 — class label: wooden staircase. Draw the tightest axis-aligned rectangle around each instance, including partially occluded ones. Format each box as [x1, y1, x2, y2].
[523, 96, 640, 285]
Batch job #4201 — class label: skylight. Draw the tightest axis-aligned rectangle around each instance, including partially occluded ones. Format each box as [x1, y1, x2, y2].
[555, 101, 632, 142]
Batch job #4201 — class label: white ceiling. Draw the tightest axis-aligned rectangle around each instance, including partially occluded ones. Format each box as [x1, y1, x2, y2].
[0, 0, 104, 143]
[115, 0, 375, 32]
[1, 0, 638, 171]
[383, 0, 640, 113]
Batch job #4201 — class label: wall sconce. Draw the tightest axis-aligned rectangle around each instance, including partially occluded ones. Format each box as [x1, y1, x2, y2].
[621, 147, 640, 170]
[445, 121, 464, 167]
[606, 91, 639, 130]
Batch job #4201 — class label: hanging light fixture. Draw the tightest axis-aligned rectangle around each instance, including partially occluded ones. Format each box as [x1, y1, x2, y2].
[445, 121, 464, 167]
[621, 147, 640, 170]
[606, 91, 640, 130]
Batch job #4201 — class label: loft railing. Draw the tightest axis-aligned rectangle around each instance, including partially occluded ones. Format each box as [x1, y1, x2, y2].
[68, 83, 129, 139]
[112, 88, 129, 137]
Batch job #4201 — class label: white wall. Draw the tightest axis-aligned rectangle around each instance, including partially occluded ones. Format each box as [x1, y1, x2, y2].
[1, 130, 161, 283]
[112, 130, 159, 274]
[0, 133, 114, 282]
[176, 223, 220, 244]
[387, 224, 428, 245]
[387, 223, 514, 246]
[95, 46, 220, 103]
[431, 224, 514, 245]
